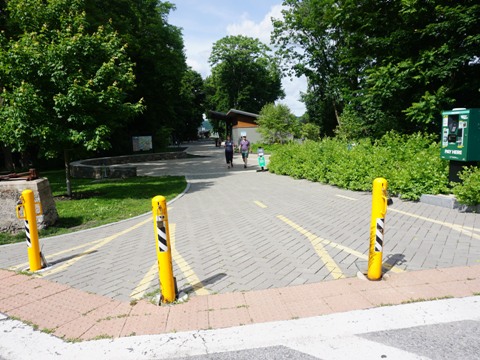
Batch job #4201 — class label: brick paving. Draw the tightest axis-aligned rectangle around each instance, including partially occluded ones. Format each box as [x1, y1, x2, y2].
[1, 266, 479, 341]
[1, 140, 480, 341]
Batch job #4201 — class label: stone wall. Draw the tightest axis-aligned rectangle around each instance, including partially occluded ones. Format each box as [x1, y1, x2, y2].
[0, 179, 59, 233]
[70, 150, 187, 179]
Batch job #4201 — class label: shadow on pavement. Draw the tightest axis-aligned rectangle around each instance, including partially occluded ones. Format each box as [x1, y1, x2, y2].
[181, 273, 227, 294]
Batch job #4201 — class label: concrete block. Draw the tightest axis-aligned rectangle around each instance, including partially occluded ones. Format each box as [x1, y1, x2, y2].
[420, 194, 480, 213]
[0, 178, 58, 233]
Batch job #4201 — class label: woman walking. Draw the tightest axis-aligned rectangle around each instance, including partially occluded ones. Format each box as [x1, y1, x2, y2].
[224, 135, 235, 168]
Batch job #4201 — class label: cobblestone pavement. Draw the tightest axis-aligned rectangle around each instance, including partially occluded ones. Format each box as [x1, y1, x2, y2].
[1, 140, 480, 302]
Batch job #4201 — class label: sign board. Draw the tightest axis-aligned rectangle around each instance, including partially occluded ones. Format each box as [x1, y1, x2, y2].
[132, 136, 153, 152]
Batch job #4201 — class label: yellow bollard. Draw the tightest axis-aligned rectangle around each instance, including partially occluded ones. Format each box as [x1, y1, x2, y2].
[367, 178, 389, 281]
[152, 195, 176, 303]
[16, 189, 43, 272]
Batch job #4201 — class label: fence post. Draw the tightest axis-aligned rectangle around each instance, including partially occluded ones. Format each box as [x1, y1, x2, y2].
[16, 189, 43, 272]
[367, 178, 389, 280]
[151, 195, 176, 303]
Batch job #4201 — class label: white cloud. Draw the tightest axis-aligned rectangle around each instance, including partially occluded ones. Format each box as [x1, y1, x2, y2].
[226, 5, 283, 45]
[226, 5, 306, 116]
[170, 2, 306, 116]
[280, 75, 307, 115]
[183, 41, 212, 77]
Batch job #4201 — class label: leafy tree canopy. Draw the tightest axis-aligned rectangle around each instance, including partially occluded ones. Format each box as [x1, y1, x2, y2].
[176, 67, 206, 141]
[257, 103, 300, 144]
[205, 35, 285, 133]
[0, 0, 142, 158]
[273, 0, 480, 139]
[83, 0, 189, 148]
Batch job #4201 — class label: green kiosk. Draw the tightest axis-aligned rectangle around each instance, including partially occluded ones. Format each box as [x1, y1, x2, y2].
[440, 108, 480, 182]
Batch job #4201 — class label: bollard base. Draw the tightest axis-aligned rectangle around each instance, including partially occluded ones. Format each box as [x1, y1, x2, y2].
[356, 271, 368, 280]
[157, 277, 179, 306]
[40, 251, 49, 268]
[366, 276, 383, 281]
[359, 271, 384, 281]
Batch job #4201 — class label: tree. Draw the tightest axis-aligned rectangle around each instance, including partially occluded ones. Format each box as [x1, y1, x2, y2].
[176, 68, 205, 142]
[300, 122, 320, 141]
[83, 0, 188, 151]
[0, 0, 142, 194]
[273, 0, 480, 139]
[272, 0, 348, 134]
[206, 35, 284, 133]
[257, 103, 300, 144]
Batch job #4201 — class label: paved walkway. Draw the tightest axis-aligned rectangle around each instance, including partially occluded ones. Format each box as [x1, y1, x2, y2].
[1, 140, 480, 358]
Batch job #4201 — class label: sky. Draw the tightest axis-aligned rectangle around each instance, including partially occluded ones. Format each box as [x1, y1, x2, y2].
[168, 0, 307, 116]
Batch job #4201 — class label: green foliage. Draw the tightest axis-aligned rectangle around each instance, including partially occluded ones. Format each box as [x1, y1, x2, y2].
[0, 0, 143, 157]
[84, 0, 188, 147]
[273, 0, 480, 137]
[176, 68, 205, 141]
[0, 170, 187, 244]
[268, 132, 449, 200]
[452, 166, 480, 206]
[300, 122, 320, 141]
[205, 35, 284, 129]
[257, 103, 300, 144]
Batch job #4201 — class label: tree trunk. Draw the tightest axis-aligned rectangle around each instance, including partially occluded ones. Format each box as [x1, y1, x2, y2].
[64, 149, 72, 198]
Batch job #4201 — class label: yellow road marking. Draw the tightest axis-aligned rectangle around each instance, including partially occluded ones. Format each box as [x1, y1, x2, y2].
[130, 223, 210, 299]
[130, 263, 158, 300]
[9, 237, 109, 271]
[170, 223, 209, 296]
[389, 208, 480, 239]
[335, 195, 358, 201]
[277, 215, 345, 279]
[39, 218, 151, 276]
[254, 200, 268, 208]
[277, 215, 403, 274]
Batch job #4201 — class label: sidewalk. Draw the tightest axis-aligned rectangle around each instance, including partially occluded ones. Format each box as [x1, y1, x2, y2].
[1, 264, 480, 341]
[1, 140, 480, 359]
[1, 266, 480, 359]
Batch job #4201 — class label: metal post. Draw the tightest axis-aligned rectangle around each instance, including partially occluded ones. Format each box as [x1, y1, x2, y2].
[367, 178, 389, 281]
[151, 195, 176, 303]
[16, 189, 43, 271]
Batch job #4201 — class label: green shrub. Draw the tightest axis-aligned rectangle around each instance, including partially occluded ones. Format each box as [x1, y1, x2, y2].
[268, 132, 450, 200]
[452, 166, 480, 206]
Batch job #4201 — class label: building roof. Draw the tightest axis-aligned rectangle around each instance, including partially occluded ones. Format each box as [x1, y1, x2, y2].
[208, 109, 259, 121]
[226, 109, 259, 118]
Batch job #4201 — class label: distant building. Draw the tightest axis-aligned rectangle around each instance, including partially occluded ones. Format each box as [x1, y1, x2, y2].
[208, 109, 261, 144]
[198, 120, 214, 138]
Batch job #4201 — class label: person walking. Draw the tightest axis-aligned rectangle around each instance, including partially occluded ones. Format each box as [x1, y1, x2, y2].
[239, 135, 250, 168]
[224, 135, 235, 169]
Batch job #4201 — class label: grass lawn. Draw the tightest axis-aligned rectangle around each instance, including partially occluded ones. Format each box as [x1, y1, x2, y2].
[0, 170, 187, 245]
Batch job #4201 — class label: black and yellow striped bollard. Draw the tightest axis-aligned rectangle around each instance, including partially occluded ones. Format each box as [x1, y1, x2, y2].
[367, 178, 389, 280]
[15, 189, 44, 272]
[152, 195, 176, 303]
